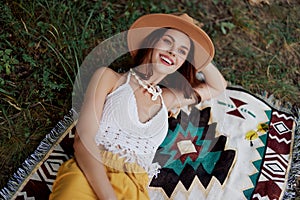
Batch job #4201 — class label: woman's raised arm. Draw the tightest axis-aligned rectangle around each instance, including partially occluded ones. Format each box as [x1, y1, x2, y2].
[194, 62, 227, 101]
[163, 63, 227, 110]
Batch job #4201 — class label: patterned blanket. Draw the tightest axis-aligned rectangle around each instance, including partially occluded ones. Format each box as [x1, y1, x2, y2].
[0, 87, 298, 200]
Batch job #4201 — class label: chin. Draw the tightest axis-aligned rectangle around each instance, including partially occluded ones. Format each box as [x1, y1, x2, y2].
[156, 64, 178, 75]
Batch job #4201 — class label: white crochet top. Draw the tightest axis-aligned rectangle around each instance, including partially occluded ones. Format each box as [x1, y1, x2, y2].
[95, 72, 168, 177]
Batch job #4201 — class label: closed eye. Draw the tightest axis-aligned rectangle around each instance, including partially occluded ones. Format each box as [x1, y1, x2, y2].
[163, 38, 172, 46]
[178, 48, 187, 55]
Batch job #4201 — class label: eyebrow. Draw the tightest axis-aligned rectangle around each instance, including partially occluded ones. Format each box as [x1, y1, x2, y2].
[165, 34, 190, 51]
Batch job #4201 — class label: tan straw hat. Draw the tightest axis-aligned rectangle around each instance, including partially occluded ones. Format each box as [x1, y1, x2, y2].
[127, 13, 215, 70]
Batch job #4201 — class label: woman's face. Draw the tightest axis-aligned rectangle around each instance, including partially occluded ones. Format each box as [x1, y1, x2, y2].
[151, 29, 191, 74]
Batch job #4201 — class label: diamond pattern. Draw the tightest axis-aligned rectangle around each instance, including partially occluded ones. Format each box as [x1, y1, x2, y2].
[273, 122, 289, 134]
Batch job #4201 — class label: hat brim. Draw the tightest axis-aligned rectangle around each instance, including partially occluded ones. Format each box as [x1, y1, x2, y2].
[127, 14, 214, 71]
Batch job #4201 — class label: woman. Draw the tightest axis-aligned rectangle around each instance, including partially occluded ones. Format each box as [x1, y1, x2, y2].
[50, 13, 227, 200]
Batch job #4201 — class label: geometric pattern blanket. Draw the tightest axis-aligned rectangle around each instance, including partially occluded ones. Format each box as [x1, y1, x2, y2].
[0, 87, 298, 200]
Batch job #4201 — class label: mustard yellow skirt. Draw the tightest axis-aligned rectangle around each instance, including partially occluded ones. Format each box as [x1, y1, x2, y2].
[49, 152, 150, 200]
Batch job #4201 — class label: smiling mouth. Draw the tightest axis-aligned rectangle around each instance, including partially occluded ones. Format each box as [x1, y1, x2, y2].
[159, 54, 174, 66]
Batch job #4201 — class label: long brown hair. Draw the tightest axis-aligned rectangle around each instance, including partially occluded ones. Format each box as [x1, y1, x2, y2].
[132, 28, 201, 98]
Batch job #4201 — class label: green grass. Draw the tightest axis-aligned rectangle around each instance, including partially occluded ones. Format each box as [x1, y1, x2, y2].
[0, 0, 299, 189]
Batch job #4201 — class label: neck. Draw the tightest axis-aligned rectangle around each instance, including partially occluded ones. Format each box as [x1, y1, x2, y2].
[147, 75, 164, 86]
[132, 65, 165, 86]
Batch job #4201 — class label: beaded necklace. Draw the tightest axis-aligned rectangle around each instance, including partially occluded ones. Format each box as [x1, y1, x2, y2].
[129, 69, 162, 101]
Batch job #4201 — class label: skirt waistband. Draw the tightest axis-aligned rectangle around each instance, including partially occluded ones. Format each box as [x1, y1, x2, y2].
[100, 150, 146, 174]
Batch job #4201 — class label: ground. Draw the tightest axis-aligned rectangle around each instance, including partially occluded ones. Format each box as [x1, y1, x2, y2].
[0, 0, 299, 190]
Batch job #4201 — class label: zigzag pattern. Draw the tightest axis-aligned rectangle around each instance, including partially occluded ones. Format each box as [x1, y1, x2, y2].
[17, 191, 35, 200]
[150, 107, 236, 197]
[35, 145, 71, 191]
[264, 151, 288, 167]
[272, 111, 295, 120]
[252, 193, 271, 200]
[268, 134, 291, 144]
[16, 129, 75, 200]
[250, 109, 293, 199]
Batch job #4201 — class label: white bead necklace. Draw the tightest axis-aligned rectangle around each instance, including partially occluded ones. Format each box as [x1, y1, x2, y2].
[129, 69, 162, 101]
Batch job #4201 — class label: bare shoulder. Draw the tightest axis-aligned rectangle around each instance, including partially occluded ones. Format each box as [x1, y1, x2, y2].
[162, 87, 196, 111]
[89, 67, 122, 94]
[162, 88, 178, 111]
[93, 67, 121, 81]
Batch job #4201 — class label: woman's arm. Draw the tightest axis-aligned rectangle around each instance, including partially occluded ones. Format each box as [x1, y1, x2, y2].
[193, 62, 227, 101]
[163, 63, 227, 110]
[73, 67, 119, 200]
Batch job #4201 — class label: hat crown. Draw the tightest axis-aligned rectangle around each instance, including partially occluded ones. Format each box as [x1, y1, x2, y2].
[179, 13, 193, 23]
[179, 13, 202, 28]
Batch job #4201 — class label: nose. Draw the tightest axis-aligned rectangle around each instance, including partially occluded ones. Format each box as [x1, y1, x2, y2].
[168, 50, 176, 57]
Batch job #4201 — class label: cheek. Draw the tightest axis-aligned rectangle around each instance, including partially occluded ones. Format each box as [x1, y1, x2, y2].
[154, 41, 168, 51]
[151, 49, 159, 61]
[177, 56, 187, 66]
